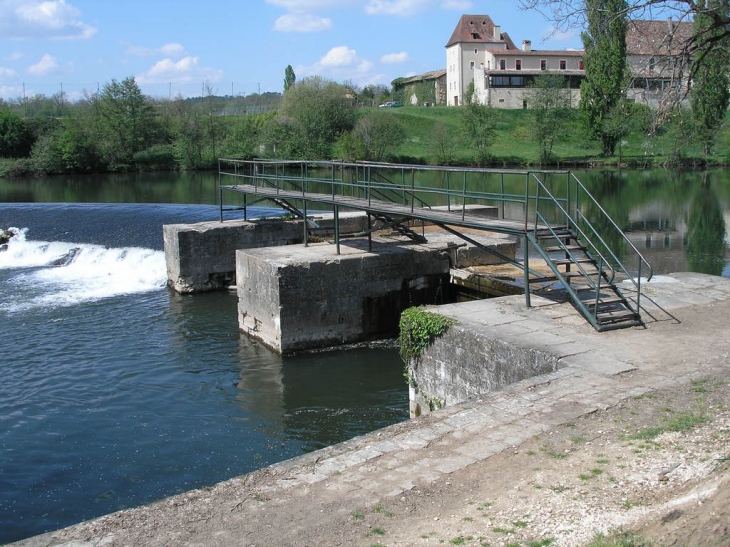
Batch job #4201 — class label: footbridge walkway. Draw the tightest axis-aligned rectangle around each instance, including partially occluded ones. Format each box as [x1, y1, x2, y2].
[217, 159, 653, 332]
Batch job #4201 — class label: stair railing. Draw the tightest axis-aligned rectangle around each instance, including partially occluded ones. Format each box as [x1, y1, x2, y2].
[528, 171, 652, 316]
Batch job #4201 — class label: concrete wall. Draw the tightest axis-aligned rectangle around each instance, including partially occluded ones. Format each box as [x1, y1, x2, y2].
[408, 323, 562, 417]
[163, 214, 368, 293]
[236, 243, 453, 354]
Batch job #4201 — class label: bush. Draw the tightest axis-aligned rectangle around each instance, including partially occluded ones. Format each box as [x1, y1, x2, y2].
[134, 145, 177, 171]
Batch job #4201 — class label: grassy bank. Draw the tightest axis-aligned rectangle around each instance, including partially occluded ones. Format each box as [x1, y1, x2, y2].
[371, 105, 730, 168]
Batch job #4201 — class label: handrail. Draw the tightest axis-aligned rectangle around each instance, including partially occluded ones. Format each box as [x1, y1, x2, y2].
[570, 173, 654, 283]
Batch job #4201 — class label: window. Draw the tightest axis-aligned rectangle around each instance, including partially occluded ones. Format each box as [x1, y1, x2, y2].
[499, 59, 506, 70]
[540, 59, 547, 71]
[470, 61, 475, 69]
[560, 60, 566, 70]
[579, 60, 584, 70]
[515, 59, 522, 70]
[649, 57, 656, 72]
[474, 49, 478, 54]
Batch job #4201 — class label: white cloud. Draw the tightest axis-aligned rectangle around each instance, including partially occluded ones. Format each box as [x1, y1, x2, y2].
[274, 12, 332, 32]
[0, 84, 25, 99]
[365, 0, 432, 16]
[0, 0, 96, 39]
[136, 56, 223, 85]
[320, 45, 358, 67]
[26, 53, 59, 76]
[0, 66, 18, 78]
[381, 51, 408, 64]
[125, 42, 188, 58]
[295, 45, 388, 89]
[4, 51, 24, 62]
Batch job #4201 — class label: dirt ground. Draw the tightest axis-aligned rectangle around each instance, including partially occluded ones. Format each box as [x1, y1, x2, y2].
[345, 372, 730, 547]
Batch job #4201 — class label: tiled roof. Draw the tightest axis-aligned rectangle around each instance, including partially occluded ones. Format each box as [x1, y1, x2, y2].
[486, 49, 584, 57]
[626, 19, 693, 55]
[446, 14, 504, 47]
[400, 70, 447, 84]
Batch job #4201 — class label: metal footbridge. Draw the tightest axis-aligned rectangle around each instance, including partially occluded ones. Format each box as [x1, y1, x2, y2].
[217, 159, 653, 332]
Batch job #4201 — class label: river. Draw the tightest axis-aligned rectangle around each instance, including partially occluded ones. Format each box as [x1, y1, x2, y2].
[0, 168, 728, 543]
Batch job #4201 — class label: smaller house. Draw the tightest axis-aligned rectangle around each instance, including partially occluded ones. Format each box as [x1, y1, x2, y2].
[392, 69, 447, 106]
[625, 18, 693, 108]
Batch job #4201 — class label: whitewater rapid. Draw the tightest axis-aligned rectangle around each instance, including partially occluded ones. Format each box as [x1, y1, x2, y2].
[0, 227, 167, 312]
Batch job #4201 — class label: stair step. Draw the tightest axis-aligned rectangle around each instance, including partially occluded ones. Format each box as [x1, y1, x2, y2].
[583, 296, 627, 308]
[596, 309, 640, 323]
[543, 244, 584, 253]
[551, 257, 594, 266]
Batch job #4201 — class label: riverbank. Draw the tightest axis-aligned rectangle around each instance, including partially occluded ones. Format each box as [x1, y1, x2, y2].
[13, 272, 730, 547]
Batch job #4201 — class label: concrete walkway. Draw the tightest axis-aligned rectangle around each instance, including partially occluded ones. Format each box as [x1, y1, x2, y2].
[14, 272, 730, 547]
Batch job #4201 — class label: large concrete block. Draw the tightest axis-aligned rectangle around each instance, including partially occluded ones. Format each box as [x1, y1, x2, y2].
[164, 219, 304, 293]
[236, 241, 453, 354]
[408, 324, 561, 417]
[164, 213, 370, 294]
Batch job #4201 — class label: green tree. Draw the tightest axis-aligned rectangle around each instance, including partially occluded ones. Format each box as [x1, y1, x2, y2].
[429, 122, 456, 166]
[0, 110, 34, 158]
[280, 76, 355, 159]
[526, 73, 571, 164]
[690, 0, 730, 158]
[580, 0, 628, 156]
[460, 100, 496, 166]
[352, 112, 405, 161]
[90, 77, 157, 169]
[284, 65, 296, 93]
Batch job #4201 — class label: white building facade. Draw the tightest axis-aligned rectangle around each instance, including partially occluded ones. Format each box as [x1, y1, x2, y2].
[446, 14, 692, 110]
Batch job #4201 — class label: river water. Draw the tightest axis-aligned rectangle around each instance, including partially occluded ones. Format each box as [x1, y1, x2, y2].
[1, 169, 728, 543]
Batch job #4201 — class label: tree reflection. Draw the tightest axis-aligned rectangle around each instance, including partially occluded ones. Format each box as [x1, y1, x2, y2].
[685, 172, 727, 276]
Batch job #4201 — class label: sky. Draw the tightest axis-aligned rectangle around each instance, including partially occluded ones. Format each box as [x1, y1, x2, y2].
[0, 0, 584, 102]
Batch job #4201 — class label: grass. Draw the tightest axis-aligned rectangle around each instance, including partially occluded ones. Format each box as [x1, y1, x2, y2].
[365, 105, 730, 167]
[367, 526, 386, 537]
[373, 504, 395, 517]
[585, 531, 652, 547]
[630, 411, 708, 441]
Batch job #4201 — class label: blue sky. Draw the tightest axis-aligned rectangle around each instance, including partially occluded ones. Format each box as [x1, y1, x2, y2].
[0, 0, 583, 101]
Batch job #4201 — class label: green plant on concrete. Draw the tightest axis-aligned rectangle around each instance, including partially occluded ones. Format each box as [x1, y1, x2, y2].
[528, 539, 556, 547]
[398, 307, 456, 363]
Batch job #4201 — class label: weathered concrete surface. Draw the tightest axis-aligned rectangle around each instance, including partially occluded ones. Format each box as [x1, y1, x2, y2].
[13, 272, 730, 547]
[235, 232, 517, 354]
[163, 213, 369, 293]
[236, 239, 453, 354]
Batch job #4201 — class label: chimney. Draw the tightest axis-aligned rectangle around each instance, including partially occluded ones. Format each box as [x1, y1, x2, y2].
[522, 40, 532, 52]
[493, 25, 501, 41]
[667, 17, 674, 34]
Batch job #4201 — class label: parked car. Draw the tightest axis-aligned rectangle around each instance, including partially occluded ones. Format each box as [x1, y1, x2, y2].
[378, 101, 403, 108]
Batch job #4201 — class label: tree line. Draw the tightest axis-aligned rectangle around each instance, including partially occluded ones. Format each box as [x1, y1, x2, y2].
[1, 0, 728, 176]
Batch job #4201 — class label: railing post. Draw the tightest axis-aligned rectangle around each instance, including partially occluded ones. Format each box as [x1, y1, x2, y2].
[219, 187, 224, 222]
[523, 234, 531, 308]
[303, 200, 308, 247]
[446, 171, 451, 212]
[462, 170, 467, 221]
[334, 205, 340, 255]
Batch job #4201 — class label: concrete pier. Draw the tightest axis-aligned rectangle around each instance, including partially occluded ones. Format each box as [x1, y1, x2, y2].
[163, 214, 369, 293]
[15, 272, 730, 547]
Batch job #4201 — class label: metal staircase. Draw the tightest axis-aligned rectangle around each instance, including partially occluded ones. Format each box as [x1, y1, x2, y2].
[524, 173, 651, 331]
[527, 226, 642, 330]
[217, 159, 653, 332]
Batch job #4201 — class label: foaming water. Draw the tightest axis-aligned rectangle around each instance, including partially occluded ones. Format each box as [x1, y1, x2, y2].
[0, 228, 166, 312]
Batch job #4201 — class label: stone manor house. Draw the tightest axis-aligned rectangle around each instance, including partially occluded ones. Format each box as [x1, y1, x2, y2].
[396, 14, 693, 109]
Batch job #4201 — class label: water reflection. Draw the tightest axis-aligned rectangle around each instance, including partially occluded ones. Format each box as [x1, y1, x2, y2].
[685, 172, 727, 276]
